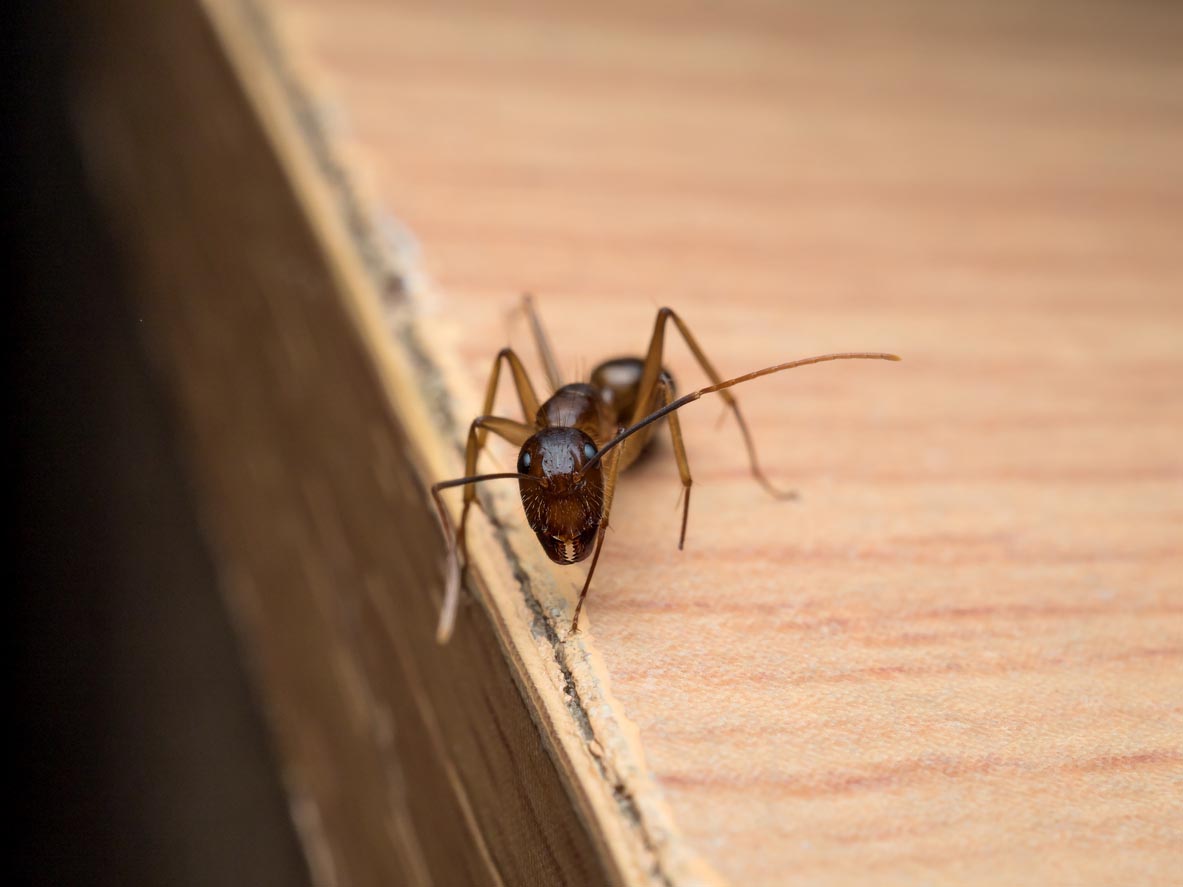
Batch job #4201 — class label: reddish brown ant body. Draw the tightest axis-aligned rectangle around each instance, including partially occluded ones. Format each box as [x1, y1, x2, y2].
[431, 298, 899, 642]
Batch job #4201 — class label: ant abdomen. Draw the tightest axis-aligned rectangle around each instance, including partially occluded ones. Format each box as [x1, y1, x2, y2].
[591, 357, 675, 422]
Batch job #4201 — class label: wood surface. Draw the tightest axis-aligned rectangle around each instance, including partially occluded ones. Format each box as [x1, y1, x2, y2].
[274, 1, 1183, 884]
[78, 0, 1182, 884]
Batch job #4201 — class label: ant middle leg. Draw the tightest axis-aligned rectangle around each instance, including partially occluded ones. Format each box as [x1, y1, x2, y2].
[654, 372, 694, 550]
[606, 367, 695, 548]
[632, 307, 796, 500]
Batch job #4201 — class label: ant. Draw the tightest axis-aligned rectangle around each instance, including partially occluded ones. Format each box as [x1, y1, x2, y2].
[431, 297, 899, 642]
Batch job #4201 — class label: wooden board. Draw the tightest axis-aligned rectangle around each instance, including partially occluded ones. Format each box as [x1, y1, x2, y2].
[80, 0, 1183, 884]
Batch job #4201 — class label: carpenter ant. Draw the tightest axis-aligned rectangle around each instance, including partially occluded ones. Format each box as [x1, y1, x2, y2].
[431, 297, 899, 642]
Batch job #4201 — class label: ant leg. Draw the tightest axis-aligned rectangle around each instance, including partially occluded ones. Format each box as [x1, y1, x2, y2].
[436, 416, 532, 643]
[653, 372, 694, 550]
[571, 447, 622, 634]
[465, 351, 543, 517]
[477, 347, 543, 439]
[632, 307, 796, 500]
[431, 467, 528, 644]
[456, 414, 532, 566]
[522, 293, 564, 392]
[438, 348, 541, 642]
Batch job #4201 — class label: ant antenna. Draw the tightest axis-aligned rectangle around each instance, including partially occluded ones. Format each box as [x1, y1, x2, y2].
[582, 352, 901, 475]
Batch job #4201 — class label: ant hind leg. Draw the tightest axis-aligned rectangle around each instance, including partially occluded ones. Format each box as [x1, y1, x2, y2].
[522, 293, 564, 393]
[632, 307, 796, 500]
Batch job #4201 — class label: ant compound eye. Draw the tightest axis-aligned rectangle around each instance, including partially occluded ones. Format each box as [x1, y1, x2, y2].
[518, 451, 532, 472]
[583, 442, 597, 461]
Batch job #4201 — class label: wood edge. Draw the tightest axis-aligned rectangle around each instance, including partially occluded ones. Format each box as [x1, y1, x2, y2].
[201, 1, 730, 885]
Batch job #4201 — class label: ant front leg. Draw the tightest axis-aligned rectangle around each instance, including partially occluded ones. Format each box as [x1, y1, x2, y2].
[435, 348, 542, 643]
[452, 416, 533, 616]
[570, 447, 622, 635]
[435, 414, 532, 645]
[633, 307, 796, 500]
[431, 459, 527, 644]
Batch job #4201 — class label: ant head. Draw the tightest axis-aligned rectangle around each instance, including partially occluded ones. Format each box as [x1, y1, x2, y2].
[517, 427, 604, 565]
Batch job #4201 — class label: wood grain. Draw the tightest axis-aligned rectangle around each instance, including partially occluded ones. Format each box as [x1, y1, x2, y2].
[270, 0, 1183, 884]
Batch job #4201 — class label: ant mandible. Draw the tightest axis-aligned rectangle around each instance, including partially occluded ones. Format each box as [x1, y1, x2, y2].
[431, 296, 900, 642]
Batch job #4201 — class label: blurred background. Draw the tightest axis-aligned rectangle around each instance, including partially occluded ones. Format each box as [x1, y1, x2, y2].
[13, 4, 311, 886]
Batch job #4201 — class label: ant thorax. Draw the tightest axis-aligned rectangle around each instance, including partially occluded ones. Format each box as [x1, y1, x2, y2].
[535, 383, 616, 445]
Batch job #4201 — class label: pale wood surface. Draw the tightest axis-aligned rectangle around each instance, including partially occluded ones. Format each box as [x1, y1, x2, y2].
[172, 0, 1183, 883]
